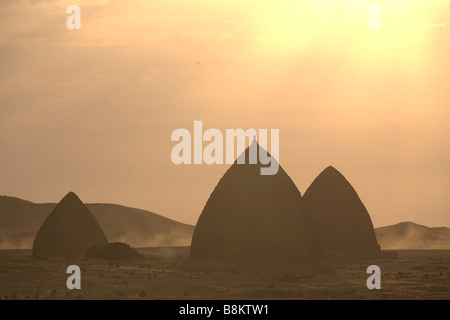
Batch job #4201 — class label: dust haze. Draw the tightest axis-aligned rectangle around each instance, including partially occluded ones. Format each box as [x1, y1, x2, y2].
[114, 227, 193, 248]
[376, 222, 450, 250]
[1, 0, 450, 301]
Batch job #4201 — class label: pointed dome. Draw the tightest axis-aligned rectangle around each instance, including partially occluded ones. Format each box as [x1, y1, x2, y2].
[190, 143, 316, 265]
[303, 166, 380, 252]
[32, 192, 108, 257]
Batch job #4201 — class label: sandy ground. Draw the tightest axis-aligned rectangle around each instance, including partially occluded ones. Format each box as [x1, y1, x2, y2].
[0, 247, 449, 300]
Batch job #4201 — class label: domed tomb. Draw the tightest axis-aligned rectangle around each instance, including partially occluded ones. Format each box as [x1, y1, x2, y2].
[190, 142, 316, 265]
[33, 192, 108, 257]
[303, 166, 380, 252]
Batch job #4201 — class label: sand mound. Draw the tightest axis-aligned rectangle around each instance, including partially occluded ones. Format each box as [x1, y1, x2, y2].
[190, 142, 316, 265]
[303, 166, 379, 252]
[32, 192, 108, 257]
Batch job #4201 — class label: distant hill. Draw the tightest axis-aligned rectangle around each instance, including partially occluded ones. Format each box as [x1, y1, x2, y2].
[375, 222, 450, 250]
[0, 195, 194, 249]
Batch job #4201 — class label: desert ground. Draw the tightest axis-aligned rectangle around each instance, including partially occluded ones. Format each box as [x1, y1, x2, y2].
[0, 248, 449, 300]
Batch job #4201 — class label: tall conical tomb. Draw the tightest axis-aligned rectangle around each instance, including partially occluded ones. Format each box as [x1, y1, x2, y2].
[190, 141, 316, 265]
[303, 166, 380, 252]
[33, 192, 108, 257]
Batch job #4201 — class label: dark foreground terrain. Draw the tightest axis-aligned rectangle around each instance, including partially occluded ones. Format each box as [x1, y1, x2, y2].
[0, 248, 449, 300]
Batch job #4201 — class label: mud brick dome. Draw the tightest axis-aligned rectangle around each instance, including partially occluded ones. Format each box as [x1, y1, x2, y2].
[190, 143, 316, 265]
[33, 192, 108, 257]
[303, 166, 380, 252]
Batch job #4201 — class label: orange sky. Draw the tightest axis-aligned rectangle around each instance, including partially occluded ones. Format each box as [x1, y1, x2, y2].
[1, 0, 450, 228]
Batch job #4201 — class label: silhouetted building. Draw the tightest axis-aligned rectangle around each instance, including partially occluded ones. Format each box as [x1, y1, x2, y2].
[190, 142, 316, 265]
[303, 166, 380, 252]
[33, 192, 107, 257]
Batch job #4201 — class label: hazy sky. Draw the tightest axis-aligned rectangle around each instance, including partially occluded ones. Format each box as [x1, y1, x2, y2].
[1, 0, 450, 228]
